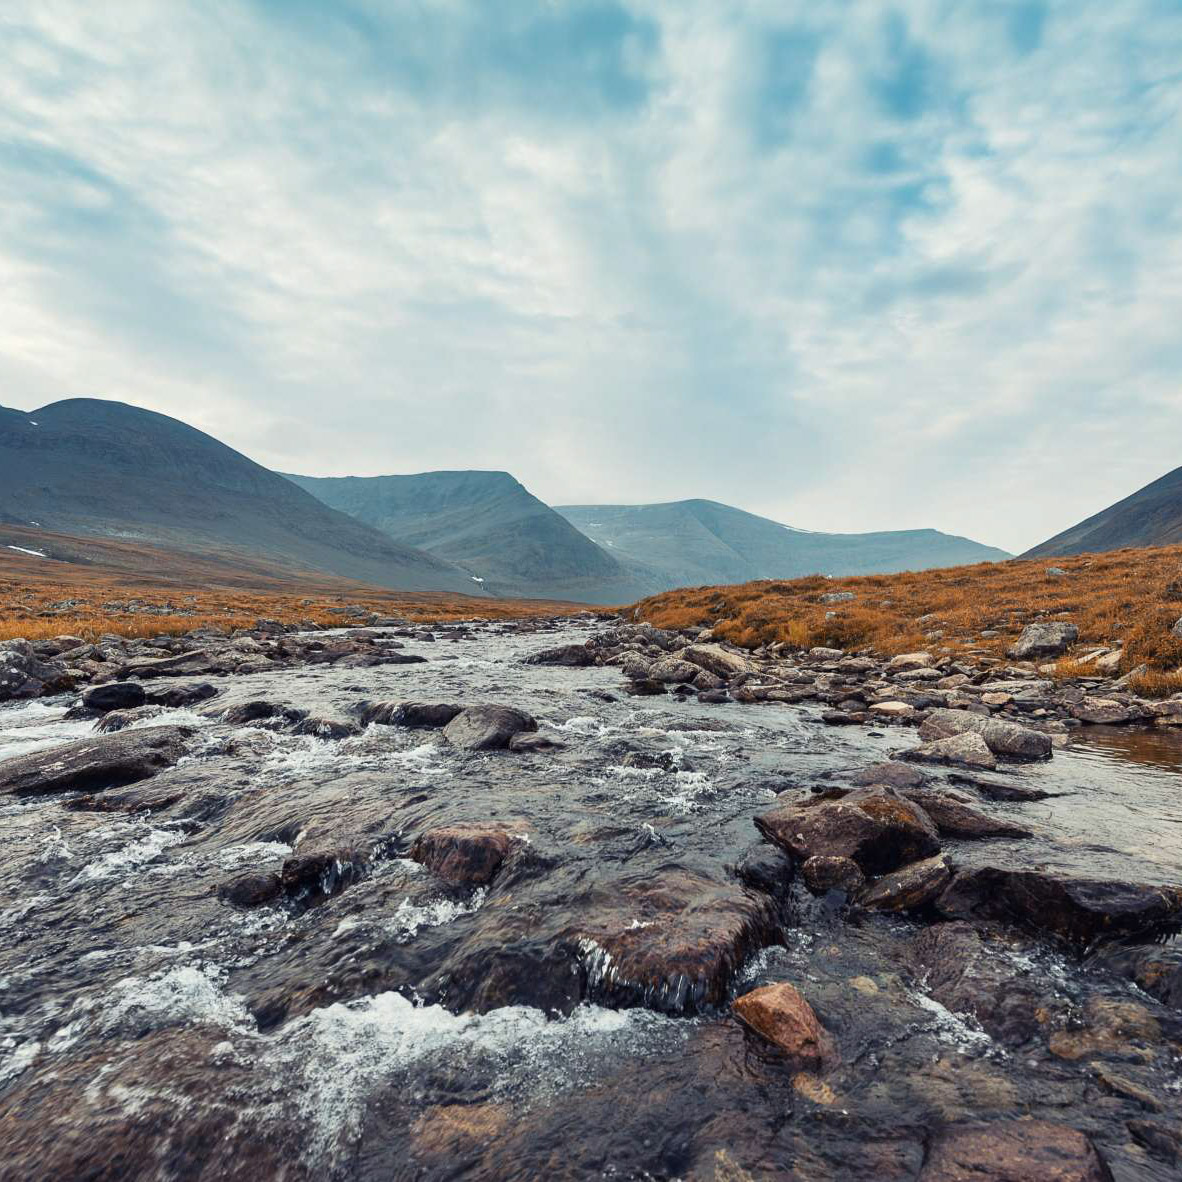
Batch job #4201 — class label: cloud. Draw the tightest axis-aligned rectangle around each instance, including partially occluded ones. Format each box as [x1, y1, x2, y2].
[0, 0, 1180, 552]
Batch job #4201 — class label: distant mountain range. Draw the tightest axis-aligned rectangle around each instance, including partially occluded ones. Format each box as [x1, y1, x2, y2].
[1026, 465, 1182, 557]
[556, 500, 1010, 586]
[1, 398, 1011, 602]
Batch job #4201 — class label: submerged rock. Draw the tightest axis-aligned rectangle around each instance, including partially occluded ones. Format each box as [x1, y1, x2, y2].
[443, 705, 538, 750]
[920, 1119, 1109, 1181]
[358, 700, 463, 728]
[901, 790, 1033, 840]
[0, 725, 192, 797]
[733, 983, 836, 1070]
[756, 789, 941, 876]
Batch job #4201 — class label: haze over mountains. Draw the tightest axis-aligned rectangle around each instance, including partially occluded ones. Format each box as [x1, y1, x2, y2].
[2, 398, 1011, 601]
[1026, 464, 1182, 558]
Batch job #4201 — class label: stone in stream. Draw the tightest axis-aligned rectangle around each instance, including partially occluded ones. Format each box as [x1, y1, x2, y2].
[900, 790, 1033, 840]
[680, 643, 759, 679]
[919, 708, 1052, 762]
[95, 704, 169, 733]
[119, 649, 225, 679]
[507, 732, 566, 754]
[936, 867, 1182, 945]
[732, 982, 836, 1070]
[218, 871, 283, 907]
[647, 656, 703, 684]
[859, 854, 953, 912]
[281, 845, 373, 901]
[0, 639, 75, 701]
[1069, 697, 1146, 725]
[801, 854, 866, 896]
[622, 679, 667, 696]
[0, 725, 192, 797]
[410, 824, 516, 885]
[443, 705, 538, 750]
[80, 680, 146, 712]
[919, 1119, 1110, 1181]
[289, 717, 359, 740]
[358, 700, 464, 728]
[144, 682, 219, 709]
[733, 843, 796, 898]
[947, 771, 1053, 803]
[221, 700, 307, 726]
[756, 789, 941, 876]
[904, 732, 998, 771]
[849, 761, 927, 790]
[1007, 621, 1080, 660]
[524, 643, 598, 667]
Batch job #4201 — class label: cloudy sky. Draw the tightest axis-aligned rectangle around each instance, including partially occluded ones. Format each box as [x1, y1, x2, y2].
[2, 1, 1180, 553]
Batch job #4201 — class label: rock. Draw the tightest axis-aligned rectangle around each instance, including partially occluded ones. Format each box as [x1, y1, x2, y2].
[900, 791, 1033, 840]
[507, 732, 565, 754]
[1048, 996, 1162, 1062]
[359, 700, 463, 728]
[947, 772, 1052, 803]
[849, 762, 926, 790]
[887, 652, 933, 672]
[732, 983, 836, 1070]
[1069, 697, 1145, 725]
[648, 656, 702, 684]
[680, 644, 758, 679]
[280, 846, 371, 900]
[697, 689, 729, 704]
[936, 867, 1182, 945]
[920, 1120, 1110, 1181]
[801, 854, 865, 895]
[0, 640, 74, 701]
[119, 650, 223, 679]
[820, 591, 855, 604]
[145, 682, 219, 709]
[410, 825, 515, 885]
[860, 849, 952, 910]
[1008, 621, 1079, 660]
[733, 844, 796, 897]
[756, 789, 941, 875]
[218, 872, 282, 907]
[524, 643, 598, 667]
[919, 708, 1052, 762]
[821, 709, 865, 726]
[807, 647, 845, 661]
[80, 681, 147, 712]
[442, 705, 538, 750]
[1127, 1119, 1182, 1165]
[95, 705, 168, 733]
[869, 701, 917, 721]
[623, 679, 667, 696]
[290, 717, 358, 740]
[0, 725, 192, 797]
[905, 732, 998, 771]
[222, 700, 306, 726]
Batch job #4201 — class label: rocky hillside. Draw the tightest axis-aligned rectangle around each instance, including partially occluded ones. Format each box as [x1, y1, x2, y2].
[1026, 464, 1182, 557]
[287, 470, 655, 602]
[557, 499, 1009, 586]
[0, 400, 475, 593]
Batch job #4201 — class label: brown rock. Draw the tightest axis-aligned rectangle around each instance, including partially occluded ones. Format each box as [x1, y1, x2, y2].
[860, 854, 952, 911]
[733, 982, 836, 1070]
[902, 790, 1033, 840]
[801, 854, 866, 895]
[410, 824, 515, 886]
[920, 1119, 1110, 1181]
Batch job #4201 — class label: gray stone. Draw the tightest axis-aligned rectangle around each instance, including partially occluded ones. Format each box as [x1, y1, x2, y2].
[443, 705, 538, 750]
[1007, 621, 1078, 660]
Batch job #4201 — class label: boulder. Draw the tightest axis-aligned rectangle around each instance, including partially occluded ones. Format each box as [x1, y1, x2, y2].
[647, 656, 702, 684]
[901, 791, 1033, 840]
[222, 700, 306, 727]
[733, 844, 796, 897]
[524, 643, 598, 667]
[919, 708, 1052, 762]
[289, 717, 359, 740]
[0, 640, 74, 701]
[359, 700, 463, 728]
[410, 824, 515, 885]
[920, 1120, 1110, 1181]
[801, 854, 865, 896]
[904, 732, 998, 771]
[680, 643, 758, 679]
[732, 983, 836, 1070]
[119, 650, 223, 679]
[1007, 621, 1079, 660]
[887, 652, 933, 672]
[218, 872, 282, 907]
[80, 681, 147, 712]
[859, 853, 952, 911]
[144, 682, 219, 709]
[849, 762, 927, 790]
[623, 679, 667, 696]
[1069, 697, 1145, 725]
[95, 705, 168, 733]
[0, 725, 192, 797]
[443, 706, 538, 751]
[280, 845, 372, 901]
[868, 701, 917, 721]
[507, 732, 566, 754]
[936, 867, 1182, 945]
[756, 789, 941, 876]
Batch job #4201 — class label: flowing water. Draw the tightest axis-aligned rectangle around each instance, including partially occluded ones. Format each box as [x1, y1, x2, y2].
[1, 619, 1181, 1180]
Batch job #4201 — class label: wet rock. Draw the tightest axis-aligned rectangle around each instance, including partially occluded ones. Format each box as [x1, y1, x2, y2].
[901, 791, 1033, 840]
[947, 772, 1053, 803]
[919, 708, 1052, 762]
[1127, 1119, 1181, 1165]
[623, 679, 667, 696]
[801, 854, 865, 896]
[0, 725, 192, 797]
[1069, 697, 1145, 725]
[869, 701, 917, 721]
[1008, 621, 1080, 660]
[525, 643, 598, 667]
[697, 688, 729, 704]
[0, 639, 74, 701]
[906, 923, 1043, 1045]
[859, 853, 952, 911]
[849, 762, 927, 790]
[507, 732, 566, 754]
[290, 717, 359, 740]
[145, 682, 219, 709]
[120, 649, 224, 679]
[920, 1119, 1110, 1181]
[218, 871, 283, 906]
[681, 643, 758, 679]
[94, 704, 169, 733]
[936, 867, 1182, 945]
[756, 789, 941, 876]
[733, 843, 796, 897]
[1086, 943, 1182, 1010]
[1048, 996, 1161, 1062]
[443, 705, 538, 750]
[733, 983, 836, 1070]
[822, 709, 866, 726]
[648, 656, 702, 684]
[222, 700, 307, 726]
[359, 700, 463, 728]
[905, 732, 998, 771]
[410, 824, 515, 885]
[80, 681, 146, 712]
[281, 846, 371, 900]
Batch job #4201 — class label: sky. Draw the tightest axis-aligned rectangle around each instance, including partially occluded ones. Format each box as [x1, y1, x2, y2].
[1, 1, 1181, 554]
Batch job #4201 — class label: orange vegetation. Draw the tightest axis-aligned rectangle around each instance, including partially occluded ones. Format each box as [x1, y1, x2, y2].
[633, 546, 1182, 676]
[0, 528, 589, 643]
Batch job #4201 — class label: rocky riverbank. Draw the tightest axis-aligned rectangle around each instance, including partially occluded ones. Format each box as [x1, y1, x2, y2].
[1, 615, 1181, 1180]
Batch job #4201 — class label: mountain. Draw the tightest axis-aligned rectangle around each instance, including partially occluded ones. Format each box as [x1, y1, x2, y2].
[1025, 466, 1182, 557]
[286, 470, 655, 602]
[556, 499, 1010, 587]
[0, 399, 477, 593]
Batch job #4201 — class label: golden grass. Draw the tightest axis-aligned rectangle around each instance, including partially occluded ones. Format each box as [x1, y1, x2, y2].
[0, 528, 591, 643]
[632, 546, 1182, 674]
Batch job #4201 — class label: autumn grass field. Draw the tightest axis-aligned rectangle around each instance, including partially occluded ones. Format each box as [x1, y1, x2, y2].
[0, 527, 589, 643]
[632, 546, 1182, 685]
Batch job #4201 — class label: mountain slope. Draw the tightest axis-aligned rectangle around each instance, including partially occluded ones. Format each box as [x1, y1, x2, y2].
[287, 470, 655, 602]
[0, 399, 476, 593]
[1025, 466, 1182, 557]
[557, 499, 1009, 586]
